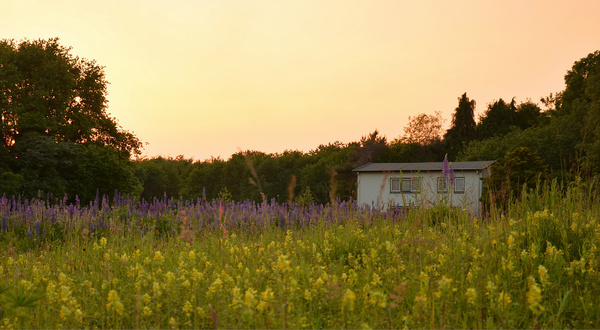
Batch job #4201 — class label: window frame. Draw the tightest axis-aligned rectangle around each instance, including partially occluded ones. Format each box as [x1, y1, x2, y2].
[390, 177, 401, 193]
[391, 177, 421, 194]
[454, 177, 465, 193]
[437, 177, 448, 193]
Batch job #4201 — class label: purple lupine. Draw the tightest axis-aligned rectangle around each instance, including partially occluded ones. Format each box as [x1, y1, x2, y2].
[1, 213, 7, 232]
[449, 167, 455, 186]
[442, 154, 450, 179]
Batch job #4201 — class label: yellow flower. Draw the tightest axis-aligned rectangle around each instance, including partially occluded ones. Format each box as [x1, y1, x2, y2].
[498, 291, 512, 309]
[414, 294, 427, 305]
[276, 255, 291, 272]
[257, 287, 275, 313]
[342, 289, 356, 312]
[169, 317, 178, 329]
[182, 300, 193, 314]
[465, 288, 477, 305]
[142, 306, 152, 317]
[526, 276, 545, 315]
[244, 288, 257, 308]
[106, 290, 124, 316]
[208, 278, 223, 297]
[538, 265, 549, 287]
[154, 251, 164, 263]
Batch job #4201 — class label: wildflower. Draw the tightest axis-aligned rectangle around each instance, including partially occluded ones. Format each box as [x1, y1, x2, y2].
[106, 290, 124, 316]
[169, 317, 178, 329]
[435, 275, 453, 298]
[497, 291, 512, 310]
[368, 290, 387, 308]
[276, 255, 291, 272]
[485, 281, 497, 297]
[230, 286, 243, 309]
[303, 289, 312, 302]
[183, 300, 193, 317]
[154, 251, 164, 263]
[465, 288, 477, 305]
[165, 271, 175, 285]
[257, 287, 275, 312]
[414, 294, 427, 305]
[152, 281, 162, 297]
[208, 278, 223, 297]
[526, 276, 545, 315]
[538, 265, 550, 287]
[341, 289, 356, 312]
[244, 288, 257, 308]
[371, 273, 382, 287]
[46, 281, 59, 303]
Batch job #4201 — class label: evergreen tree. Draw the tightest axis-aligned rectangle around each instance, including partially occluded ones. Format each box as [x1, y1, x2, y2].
[444, 93, 477, 159]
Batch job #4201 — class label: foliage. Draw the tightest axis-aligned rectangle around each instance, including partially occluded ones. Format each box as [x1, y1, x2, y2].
[482, 147, 548, 211]
[444, 93, 477, 159]
[401, 111, 445, 145]
[0, 38, 142, 202]
[0, 38, 141, 156]
[556, 50, 600, 175]
[1, 181, 600, 328]
[134, 156, 194, 201]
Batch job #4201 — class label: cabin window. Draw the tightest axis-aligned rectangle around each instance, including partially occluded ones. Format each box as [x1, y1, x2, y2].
[391, 177, 421, 193]
[454, 177, 465, 193]
[390, 178, 401, 193]
[437, 177, 448, 193]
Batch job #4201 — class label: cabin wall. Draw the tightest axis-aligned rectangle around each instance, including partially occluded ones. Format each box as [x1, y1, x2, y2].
[357, 170, 484, 217]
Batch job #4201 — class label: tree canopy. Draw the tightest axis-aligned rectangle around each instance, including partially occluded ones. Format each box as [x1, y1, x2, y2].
[0, 38, 142, 201]
[444, 93, 477, 158]
[0, 38, 141, 157]
[401, 111, 444, 146]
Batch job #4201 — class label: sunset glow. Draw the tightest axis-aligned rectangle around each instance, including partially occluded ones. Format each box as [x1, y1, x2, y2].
[3, 0, 600, 161]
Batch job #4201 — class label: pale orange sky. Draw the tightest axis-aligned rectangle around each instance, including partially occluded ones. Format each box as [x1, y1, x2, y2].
[3, 1, 600, 161]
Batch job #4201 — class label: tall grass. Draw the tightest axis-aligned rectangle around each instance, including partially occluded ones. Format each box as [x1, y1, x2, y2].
[1, 179, 599, 328]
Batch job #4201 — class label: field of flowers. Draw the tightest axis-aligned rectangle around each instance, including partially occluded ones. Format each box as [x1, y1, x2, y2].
[1, 180, 600, 329]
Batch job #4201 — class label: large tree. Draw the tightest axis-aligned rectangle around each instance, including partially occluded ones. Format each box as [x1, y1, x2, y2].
[401, 111, 445, 145]
[476, 98, 517, 140]
[0, 38, 142, 200]
[0, 38, 141, 157]
[444, 93, 477, 159]
[556, 50, 600, 174]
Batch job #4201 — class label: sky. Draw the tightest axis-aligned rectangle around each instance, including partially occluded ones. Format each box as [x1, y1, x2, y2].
[3, 1, 600, 161]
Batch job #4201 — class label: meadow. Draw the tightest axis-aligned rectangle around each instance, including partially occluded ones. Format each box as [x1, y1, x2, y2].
[1, 180, 600, 329]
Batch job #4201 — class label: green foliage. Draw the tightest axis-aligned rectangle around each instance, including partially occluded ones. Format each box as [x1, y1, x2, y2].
[0, 38, 141, 156]
[74, 143, 142, 202]
[0, 38, 142, 202]
[296, 187, 315, 207]
[444, 93, 477, 159]
[135, 156, 193, 200]
[0, 171, 23, 197]
[476, 98, 518, 140]
[482, 147, 548, 211]
[216, 186, 233, 203]
[401, 111, 445, 145]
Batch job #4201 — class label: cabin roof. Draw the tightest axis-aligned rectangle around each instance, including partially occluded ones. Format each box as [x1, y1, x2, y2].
[353, 161, 495, 172]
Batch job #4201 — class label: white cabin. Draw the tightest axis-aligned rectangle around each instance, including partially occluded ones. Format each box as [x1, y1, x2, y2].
[353, 161, 494, 217]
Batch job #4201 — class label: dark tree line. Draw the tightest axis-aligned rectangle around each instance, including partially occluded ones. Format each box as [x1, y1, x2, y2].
[2, 38, 599, 206]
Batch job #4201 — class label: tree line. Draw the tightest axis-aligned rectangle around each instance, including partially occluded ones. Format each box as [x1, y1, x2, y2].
[1, 38, 599, 206]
